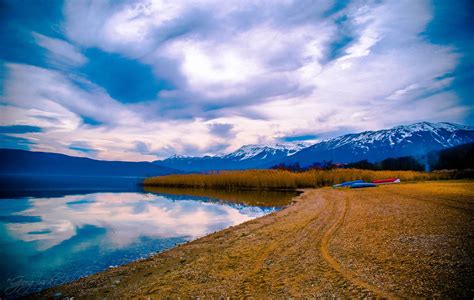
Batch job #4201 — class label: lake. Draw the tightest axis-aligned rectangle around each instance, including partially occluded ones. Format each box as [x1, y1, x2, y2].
[0, 175, 297, 297]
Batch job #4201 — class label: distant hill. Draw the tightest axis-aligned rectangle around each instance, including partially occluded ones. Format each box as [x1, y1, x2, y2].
[0, 149, 179, 177]
[280, 122, 474, 167]
[153, 143, 308, 172]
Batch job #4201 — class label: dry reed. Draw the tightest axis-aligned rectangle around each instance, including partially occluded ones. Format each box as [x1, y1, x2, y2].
[143, 169, 454, 190]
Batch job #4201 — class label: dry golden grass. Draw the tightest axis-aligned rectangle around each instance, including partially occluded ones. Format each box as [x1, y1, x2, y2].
[144, 169, 452, 189]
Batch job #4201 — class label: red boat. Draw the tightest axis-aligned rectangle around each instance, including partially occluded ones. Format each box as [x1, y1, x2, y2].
[372, 178, 400, 184]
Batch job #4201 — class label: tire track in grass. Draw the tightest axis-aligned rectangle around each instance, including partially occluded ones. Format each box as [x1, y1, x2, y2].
[320, 192, 402, 299]
[250, 194, 331, 275]
[239, 192, 331, 297]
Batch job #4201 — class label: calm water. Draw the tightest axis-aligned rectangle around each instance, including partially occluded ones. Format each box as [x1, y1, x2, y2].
[0, 175, 295, 297]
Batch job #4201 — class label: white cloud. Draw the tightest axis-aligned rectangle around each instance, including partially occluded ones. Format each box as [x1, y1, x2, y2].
[1, 63, 242, 160]
[161, 22, 333, 100]
[2, 63, 138, 127]
[33, 32, 87, 67]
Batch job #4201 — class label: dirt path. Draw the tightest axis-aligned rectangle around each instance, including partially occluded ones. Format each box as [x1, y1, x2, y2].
[319, 194, 394, 298]
[36, 181, 474, 299]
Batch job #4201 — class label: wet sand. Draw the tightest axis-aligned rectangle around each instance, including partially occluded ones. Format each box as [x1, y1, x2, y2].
[36, 181, 474, 298]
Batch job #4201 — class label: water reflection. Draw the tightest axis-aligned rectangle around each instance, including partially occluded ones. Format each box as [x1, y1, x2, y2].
[0, 189, 284, 297]
[144, 186, 299, 207]
[6, 192, 278, 250]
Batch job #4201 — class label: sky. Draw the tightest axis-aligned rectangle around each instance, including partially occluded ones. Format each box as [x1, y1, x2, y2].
[0, 0, 473, 161]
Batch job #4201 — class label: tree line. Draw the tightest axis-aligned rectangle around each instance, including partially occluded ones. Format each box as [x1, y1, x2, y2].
[271, 142, 474, 172]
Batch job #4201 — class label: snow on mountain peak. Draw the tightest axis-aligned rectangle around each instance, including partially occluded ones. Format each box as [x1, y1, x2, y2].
[166, 154, 188, 160]
[162, 122, 472, 164]
[320, 121, 473, 149]
[284, 121, 474, 166]
[225, 142, 309, 160]
[394, 121, 470, 133]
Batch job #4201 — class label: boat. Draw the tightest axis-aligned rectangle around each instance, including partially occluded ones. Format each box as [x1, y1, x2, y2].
[333, 179, 364, 188]
[372, 178, 401, 184]
[350, 182, 377, 188]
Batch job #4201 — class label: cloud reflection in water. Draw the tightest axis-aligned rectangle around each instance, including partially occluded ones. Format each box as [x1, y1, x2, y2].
[0, 191, 278, 296]
[7, 192, 276, 250]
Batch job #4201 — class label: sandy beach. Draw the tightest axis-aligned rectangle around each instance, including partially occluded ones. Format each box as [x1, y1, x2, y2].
[35, 180, 474, 298]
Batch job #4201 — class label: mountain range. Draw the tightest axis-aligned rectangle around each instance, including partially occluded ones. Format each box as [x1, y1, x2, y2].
[281, 122, 474, 167]
[154, 122, 474, 170]
[153, 143, 308, 172]
[1, 122, 473, 175]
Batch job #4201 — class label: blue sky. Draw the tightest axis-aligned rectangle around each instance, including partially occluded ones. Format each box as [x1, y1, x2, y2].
[0, 0, 472, 161]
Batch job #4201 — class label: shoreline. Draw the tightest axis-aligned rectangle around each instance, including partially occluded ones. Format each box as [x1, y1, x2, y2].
[33, 180, 474, 298]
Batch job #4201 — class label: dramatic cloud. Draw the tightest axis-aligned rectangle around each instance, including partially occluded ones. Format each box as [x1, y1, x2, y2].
[208, 123, 234, 138]
[33, 32, 88, 67]
[0, 0, 472, 160]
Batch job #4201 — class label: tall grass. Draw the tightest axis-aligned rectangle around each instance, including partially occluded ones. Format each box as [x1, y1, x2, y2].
[143, 169, 454, 190]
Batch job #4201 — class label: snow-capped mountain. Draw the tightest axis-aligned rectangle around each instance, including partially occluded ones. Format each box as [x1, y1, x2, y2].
[154, 122, 474, 171]
[153, 143, 309, 172]
[223, 143, 308, 161]
[282, 122, 474, 166]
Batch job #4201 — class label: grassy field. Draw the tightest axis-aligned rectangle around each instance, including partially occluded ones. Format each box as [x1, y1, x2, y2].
[144, 168, 454, 189]
[38, 180, 474, 298]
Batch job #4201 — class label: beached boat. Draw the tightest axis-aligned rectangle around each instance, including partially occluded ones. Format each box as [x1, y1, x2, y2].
[332, 179, 364, 188]
[372, 178, 401, 184]
[350, 182, 377, 188]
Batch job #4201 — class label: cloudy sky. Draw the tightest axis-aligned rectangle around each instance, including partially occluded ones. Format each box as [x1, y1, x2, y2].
[0, 0, 472, 161]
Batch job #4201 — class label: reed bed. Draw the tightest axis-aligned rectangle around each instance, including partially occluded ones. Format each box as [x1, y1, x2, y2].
[143, 169, 454, 190]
